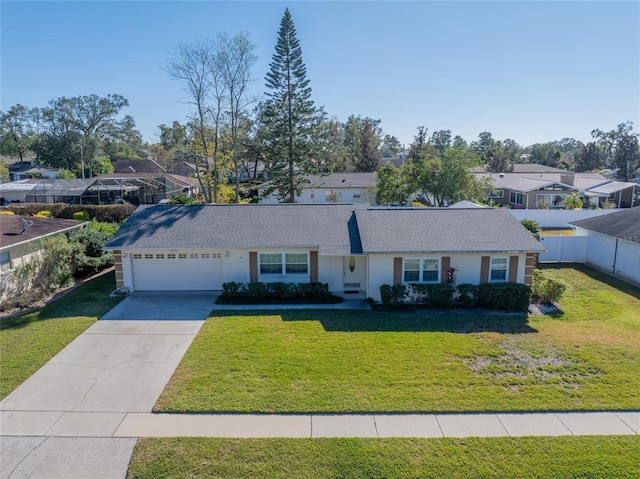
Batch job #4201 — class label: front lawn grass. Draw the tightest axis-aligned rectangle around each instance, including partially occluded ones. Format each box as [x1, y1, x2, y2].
[128, 436, 640, 479]
[156, 265, 640, 413]
[0, 272, 122, 399]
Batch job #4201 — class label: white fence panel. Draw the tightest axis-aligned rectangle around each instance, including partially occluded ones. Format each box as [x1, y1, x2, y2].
[509, 209, 618, 228]
[538, 236, 588, 262]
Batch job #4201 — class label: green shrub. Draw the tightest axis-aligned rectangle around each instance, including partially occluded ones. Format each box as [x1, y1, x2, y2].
[73, 211, 90, 221]
[478, 283, 531, 311]
[221, 282, 243, 299]
[244, 282, 269, 301]
[409, 283, 453, 307]
[169, 193, 197, 204]
[531, 269, 567, 305]
[218, 282, 340, 304]
[296, 282, 332, 300]
[379, 284, 407, 306]
[267, 282, 296, 299]
[456, 283, 479, 308]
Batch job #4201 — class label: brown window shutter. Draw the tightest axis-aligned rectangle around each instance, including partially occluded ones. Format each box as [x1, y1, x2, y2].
[393, 257, 402, 285]
[310, 251, 318, 282]
[509, 255, 519, 283]
[480, 256, 490, 284]
[249, 252, 258, 283]
[441, 256, 451, 284]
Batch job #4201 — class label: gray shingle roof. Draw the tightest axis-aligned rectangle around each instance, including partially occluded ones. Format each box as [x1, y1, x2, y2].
[570, 207, 640, 244]
[355, 208, 545, 253]
[104, 204, 364, 255]
[105, 205, 546, 255]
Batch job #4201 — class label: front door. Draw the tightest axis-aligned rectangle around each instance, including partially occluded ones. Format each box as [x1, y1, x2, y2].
[343, 256, 365, 292]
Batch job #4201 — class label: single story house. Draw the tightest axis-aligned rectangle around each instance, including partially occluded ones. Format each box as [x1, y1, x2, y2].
[0, 215, 87, 301]
[259, 173, 377, 204]
[475, 172, 639, 209]
[569, 207, 640, 286]
[7, 162, 58, 181]
[104, 205, 545, 301]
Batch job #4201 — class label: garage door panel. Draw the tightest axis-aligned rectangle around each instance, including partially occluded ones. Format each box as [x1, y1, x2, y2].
[132, 252, 223, 291]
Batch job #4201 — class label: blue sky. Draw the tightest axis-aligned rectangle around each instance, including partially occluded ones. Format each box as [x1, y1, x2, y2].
[1, 1, 638, 148]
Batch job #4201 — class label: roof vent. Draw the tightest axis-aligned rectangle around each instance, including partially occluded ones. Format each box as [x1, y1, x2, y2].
[499, 173, 504, 178]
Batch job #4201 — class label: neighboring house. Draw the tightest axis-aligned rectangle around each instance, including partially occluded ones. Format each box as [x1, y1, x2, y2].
[259, 173, 377, 204]
[448, 200, 487, 209]
[104, 205, 545, 301]
[7, 162, 58, 181]
[472, 163, 568, 174]
[0, 215, 87, 301]
[476, 171, 639, 209]
[569, 207, 640, 286]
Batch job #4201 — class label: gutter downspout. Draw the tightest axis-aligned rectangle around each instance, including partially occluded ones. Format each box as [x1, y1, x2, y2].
[612, 238, 619, 275]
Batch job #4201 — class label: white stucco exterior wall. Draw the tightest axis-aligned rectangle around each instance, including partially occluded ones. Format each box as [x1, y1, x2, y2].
[366, 252, 529, 301]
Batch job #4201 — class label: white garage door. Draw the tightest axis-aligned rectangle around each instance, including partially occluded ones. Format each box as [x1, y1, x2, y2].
[132, 251, 223, 291]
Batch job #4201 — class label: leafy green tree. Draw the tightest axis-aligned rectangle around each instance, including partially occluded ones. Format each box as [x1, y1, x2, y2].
[91, 157, 115, 176]
[381, 134, 402, 158]
[375, 163, 410, 205]
[430, 129, 452, 158]
[418, 148, 486, 206]
[407, 126, 429, 162]
[0, 157, 10, 182]
[262, 8, 317, 202]
[309, 110, 346, 172]
[452, 135, 468, 149]
[0, 104, 36, 162]
[343, 115, 383, 172]
[485, 140, 519, 173]
[613, 131, 640, 182]
[471, 131, 496, 163]
[55, 168, 76, 179]
[575, 142, 603, 172]
[159, 121, 189, 151]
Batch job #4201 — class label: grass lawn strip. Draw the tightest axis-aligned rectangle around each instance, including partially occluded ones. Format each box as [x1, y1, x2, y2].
[127, 436, 640, 479]
[0, 272, 122, 399]
[155, 265, 640, 413]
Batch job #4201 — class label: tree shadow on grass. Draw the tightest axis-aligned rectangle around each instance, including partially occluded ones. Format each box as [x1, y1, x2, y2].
[211, 309, 537, 334]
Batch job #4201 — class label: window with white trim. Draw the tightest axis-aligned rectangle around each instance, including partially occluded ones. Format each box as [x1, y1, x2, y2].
[259, 252, 309, 276]
[489, 189, 504, 198]
[403, 258, 440, 283]
[490, 257, 508, 282]
[509, 192, 524, 205]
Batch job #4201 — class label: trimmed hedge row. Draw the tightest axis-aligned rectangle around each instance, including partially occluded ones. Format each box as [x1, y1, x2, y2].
[379, 282, 531, 311]
[217, 281, 343, 304]
[6, 203, 135, 223]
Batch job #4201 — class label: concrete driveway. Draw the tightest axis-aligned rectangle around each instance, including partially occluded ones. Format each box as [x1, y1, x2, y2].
[0, 319, 204, 478]
[101, 291, 219, 320]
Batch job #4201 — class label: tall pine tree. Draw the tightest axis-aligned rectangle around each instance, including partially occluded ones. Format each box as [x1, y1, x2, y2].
[263, 8, 316, 202]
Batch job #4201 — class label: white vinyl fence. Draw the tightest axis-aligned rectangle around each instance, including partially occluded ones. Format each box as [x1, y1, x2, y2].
[509, 209, 618, 228]
[538, 236, 588, 262]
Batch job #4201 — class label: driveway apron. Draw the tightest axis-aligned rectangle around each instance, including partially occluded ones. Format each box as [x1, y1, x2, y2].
[0, 319, 204, 479]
